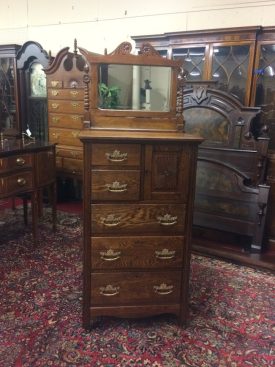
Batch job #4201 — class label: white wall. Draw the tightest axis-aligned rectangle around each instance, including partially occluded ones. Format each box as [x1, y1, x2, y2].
[1, 0, 275, 55]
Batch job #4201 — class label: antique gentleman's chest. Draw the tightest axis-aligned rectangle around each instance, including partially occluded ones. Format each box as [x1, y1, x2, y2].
[78, 42, 203, 328]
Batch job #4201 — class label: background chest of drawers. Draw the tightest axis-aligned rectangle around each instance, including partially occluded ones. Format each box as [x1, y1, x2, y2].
[45, 47, 85, 180]
[80, 130, 202, 328]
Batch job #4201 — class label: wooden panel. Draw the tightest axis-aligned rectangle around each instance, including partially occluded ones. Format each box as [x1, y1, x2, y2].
[91, 203, 186, 234]
[48, 113, 83, 129]
[36, 149, 55, 186]
[49, 128, 82, 147]
[91, 271, 181, 305]
[91, 236, 184, 269]
[91, 170, 140, 201]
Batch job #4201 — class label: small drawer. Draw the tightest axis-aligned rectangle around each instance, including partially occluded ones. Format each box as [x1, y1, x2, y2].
[49, 128, 82, 147]
[0, 154, 33, 173]
[91, 271, 181, 306]
[48, 100, 84, 114]
[91, 203, 186, 234]
[56, 147, 83, 160]
[0, 171, 33, 196]
[91, 236, 184, 269]
[91, 144, 140, 166]
[48, 88, 84, 100]
[48, 113, 83, 129]
[91, 170, 140, 201]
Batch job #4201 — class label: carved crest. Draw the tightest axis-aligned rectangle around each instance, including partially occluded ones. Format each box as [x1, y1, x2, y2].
[110, 42, 132, 55]
[191, 86, 209, 104]
[139, 43, 161, 57]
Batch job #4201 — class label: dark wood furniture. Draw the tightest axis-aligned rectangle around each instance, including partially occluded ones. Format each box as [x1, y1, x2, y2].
[0, 137, 56, 242]
[79, 42, 203, 328]
[183, 83, 270, 252]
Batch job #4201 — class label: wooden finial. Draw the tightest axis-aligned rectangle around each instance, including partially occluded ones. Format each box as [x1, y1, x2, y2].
[74, 38, 78, 55]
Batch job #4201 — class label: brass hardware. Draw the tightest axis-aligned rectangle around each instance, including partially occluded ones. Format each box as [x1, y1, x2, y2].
[106, 181, 128, 193]
[100, 285, 120, 296]
[71, 131, 79, 138]
[16, 157, 26, 166]
[51, 81, 60, 87]
[155, 248, 176, 260]
[70, 151, 79, 158]
[52, 116, 60, 123]
[105, 150, 128, 162]
[51, 90, 59, 96]
[101, 214, 121, 227]
[100, 249, 121, 261]
[17, 177, 27, 186]
[52, 132, 60, 139]
[71, 115, 80, 121]
[71, 102, 80, 108]
[157, 214, 178, 226]
[70, 90, 79, 97]
[153, 283, 174, 295]
[51, 103, 59, 109]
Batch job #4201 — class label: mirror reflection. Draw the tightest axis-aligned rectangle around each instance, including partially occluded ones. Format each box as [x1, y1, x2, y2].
[98, 64, 172, 111]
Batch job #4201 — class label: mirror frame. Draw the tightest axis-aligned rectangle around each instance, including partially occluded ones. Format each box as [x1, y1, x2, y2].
[79, 42, 185, 131]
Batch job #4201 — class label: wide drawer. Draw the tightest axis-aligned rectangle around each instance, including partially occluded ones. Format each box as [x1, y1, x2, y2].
[91, 203, 186, 234]
[49, 128, 82, 147]
[48, 100, 84, 114]
[48, 88, 84, 100]
[48, 113, 83, 129]
[56, 147, 83, 160]
[91, 144, 140, 166]
[91, 170, 140, 201]
[91, 236, 184, 269]
[0, 154, 33, 173]
[91, 271, 181, 305]
[0, 171, 34, 196]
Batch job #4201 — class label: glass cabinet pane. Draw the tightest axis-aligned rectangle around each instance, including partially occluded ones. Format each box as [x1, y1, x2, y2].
[172, 47, 206, 81]
[211, 45, 250, 104]
[0, 57, 17, 131]
[255, 44, 275, 149]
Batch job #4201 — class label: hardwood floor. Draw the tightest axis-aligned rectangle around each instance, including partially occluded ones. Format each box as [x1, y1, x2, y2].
[192, 228, 275, 273]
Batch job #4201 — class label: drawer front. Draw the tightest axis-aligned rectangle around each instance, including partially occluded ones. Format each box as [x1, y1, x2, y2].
[0, 154, 33, 173]
[49, 113, 83, 129]
[91, 271, 181, 305]
[91, 144, 141, 166]
[0, 171, 33, 196]
[48, 100, 84, 114]
[56, 147, 83, 160]
[36, 149, 55, 186]
[48, 88, 84, 100]
[91, 236, 184, 269]
[91, 204, 186, 234]
[91, 170, 140, 201]
[62, 158, 83, 175]
[49, 128, 82, 147]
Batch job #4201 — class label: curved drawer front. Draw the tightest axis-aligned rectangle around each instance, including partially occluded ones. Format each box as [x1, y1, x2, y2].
[49, 128, 82, 147]
[91, 271, 181, 305]
[48, 88, 84, 100]
[49, 113, 83, 129]
[0, 154, 33, 173]
[0, 171, 33, 196]
[91, 170, 140, 201]
[48, 100, 84, 114]
[91, 236, 184, 269]
[91, 203, 186, 234]
[91, 144, 140, 166]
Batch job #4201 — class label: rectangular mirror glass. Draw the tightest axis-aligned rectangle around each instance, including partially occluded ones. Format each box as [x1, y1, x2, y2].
[98, 64, 172, 111]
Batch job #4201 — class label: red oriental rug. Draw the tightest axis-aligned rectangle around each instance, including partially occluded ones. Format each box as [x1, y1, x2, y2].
[0, 207, 274, 367]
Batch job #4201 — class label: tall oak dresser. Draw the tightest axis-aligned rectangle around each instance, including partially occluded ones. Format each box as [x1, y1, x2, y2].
[78, 42, 203, 328]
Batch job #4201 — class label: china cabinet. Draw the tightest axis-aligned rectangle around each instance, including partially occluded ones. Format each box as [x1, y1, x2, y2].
[78, 42, 202, 328]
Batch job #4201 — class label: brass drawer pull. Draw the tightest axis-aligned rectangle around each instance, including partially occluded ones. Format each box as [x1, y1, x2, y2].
[100, 249, 121, 261]
[71, 102, 80, 108]
[51, 81, 59, 87]
[105, 150, 128, 162]
[154, 283, 174, 295]
[51, 103, 59, 109]
[71, 115, 80, 121]
[52, 132, 60, 138]
[51, 90, 59, 96]
[101, 214, 121, 227]
[106, 181, 128, 193]
[52, 116, 60, 123]
[155, 249, 176, 260]
[157, 214, 178, 226]
[100, 285, 120, 296]
[70, 90, 79, 97]
[17, 177, 27, 186]
[16, 157, 26, 166]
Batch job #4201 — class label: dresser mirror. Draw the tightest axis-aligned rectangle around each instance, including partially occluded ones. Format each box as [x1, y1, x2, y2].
[98, 63, 172, 112]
